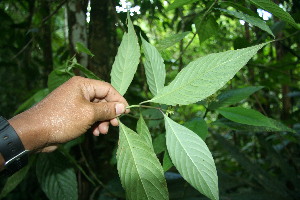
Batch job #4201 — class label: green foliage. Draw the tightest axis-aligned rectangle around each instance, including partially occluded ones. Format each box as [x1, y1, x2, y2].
[116, 122, 169, 200]
[36, 151, 78, 200]
[166, 0, 198, 11]
[196, 16, 219, 43]
[218, 9, 274, 37]
[14, 89, 49, 115]
[0, 161, 31, 199]
[146, 43, 267, 106]
[75, 42, 95, 57]
[184, 117, 208, 140]
[164, 115, 219, 200]
[208, 86, 264, 110]
[249, 0, 299, 29]
[110, 13, 140, 95]
[217, 107, 290, 131]
[141, 36, 166, 96]
[156, 32, 189, 51]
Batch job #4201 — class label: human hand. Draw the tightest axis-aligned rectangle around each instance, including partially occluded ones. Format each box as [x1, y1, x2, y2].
[8, 76, 129, 152]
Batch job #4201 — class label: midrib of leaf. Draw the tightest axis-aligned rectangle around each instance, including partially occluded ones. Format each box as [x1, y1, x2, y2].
[119, 124, 151, 200]
[119, 33, 134, 93]
[166, 117, 215, 199]
[150, 44, 263, 103]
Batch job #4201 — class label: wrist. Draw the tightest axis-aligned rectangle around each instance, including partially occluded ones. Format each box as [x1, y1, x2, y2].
[8, 113, 46, 152]
[0, 116, 29, 176]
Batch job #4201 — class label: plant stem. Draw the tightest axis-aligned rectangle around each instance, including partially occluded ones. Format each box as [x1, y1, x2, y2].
[126, 104, 166, 111]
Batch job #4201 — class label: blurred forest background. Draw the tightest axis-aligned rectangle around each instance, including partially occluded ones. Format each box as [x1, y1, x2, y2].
[0, 0, 299, 200]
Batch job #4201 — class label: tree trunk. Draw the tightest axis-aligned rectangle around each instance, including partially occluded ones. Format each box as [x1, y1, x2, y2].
[67, 0, 88, 67]
[40, 0, 53, 87]
[88, 0, 117, 81]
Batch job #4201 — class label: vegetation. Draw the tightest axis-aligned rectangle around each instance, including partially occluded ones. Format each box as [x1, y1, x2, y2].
[0, 0, 299, 200]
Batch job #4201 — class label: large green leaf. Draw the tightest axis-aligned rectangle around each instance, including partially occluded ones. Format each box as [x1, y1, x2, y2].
[249, 0, 299, 29]
[116, 122, 168, 200]
[110, 14, 140, 95]
[146, 43, 267, 105]
[218, 107, 273, 127]
[218, 9, 274, 37]
[136, 114, 153, 148]
[166, 0, 198, 11]
[208, 86, 264, 110]
[195, 15, 219, 43]
[36, 151, 78, 200]
[217, 107, 294, 133]
[156, 32, 189, 51]
[164, 115, 219, 200]
[141, 37, 166, 96]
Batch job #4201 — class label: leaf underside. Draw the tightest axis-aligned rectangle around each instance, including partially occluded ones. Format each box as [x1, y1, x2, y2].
[164, 115, 219, 200]
[141, 37, 166, 96]
[110, 14, 140, 95]
[116, 122, 169, 200]
[148, 43, 267, 106]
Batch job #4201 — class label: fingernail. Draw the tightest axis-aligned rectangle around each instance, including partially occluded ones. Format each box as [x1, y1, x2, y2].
[115, 103, 125, 116]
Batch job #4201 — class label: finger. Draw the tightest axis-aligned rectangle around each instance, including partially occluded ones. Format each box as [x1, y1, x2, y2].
[39, 145, 58, 152]
[83, 79, 129, 106]
[99, 122, 109, 134]
[91, 102, 125, 121]
[93, 127, 100, 136]
[110, 118, 119, 126]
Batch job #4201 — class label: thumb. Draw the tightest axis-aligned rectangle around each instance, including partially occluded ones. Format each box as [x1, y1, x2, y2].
[91, 102, 125, 121]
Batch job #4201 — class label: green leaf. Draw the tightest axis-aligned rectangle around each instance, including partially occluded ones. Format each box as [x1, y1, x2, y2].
[36, 151, 78, 200]
[48, 69, 73, 92]
[164, 115, 219, 200]
[75, 42, 94, 57]
[141, 37, 166, 96]
[136, 115, 153, 148]
[195, 15, 219, 43]
[116, 122, 169, 200]
[153, 133, 166, 154]
[208, 86, 264, 110]
[184, 118, 208, 140]
[218, 9, 274, 37]
[212, 118, 295, 133]
[218, 107, 273, 127]
[166, 0, 198, 11]
[147, 43, 268, 106]
[110, 14, 140, 95]
[156, 32, 189, 51]
[222, 2, 258, 16]
[14, 88, 49, 115]
[73, 63, 101, 80]
[217, 107, 294, 132]
[163, 151, 173, 172]
[249, 0, 299, 29]
[0, 162, 31, 199]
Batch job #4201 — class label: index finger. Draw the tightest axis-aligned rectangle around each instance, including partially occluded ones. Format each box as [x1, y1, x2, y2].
[83, 78, 129, 107]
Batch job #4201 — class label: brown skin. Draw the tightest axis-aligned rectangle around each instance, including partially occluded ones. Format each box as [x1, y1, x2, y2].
[0, 76, 129, 167]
